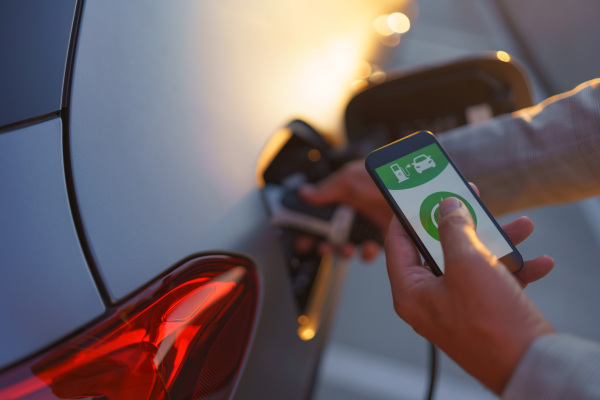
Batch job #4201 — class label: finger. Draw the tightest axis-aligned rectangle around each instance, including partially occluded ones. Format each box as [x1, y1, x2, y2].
[360, 240, 381, 262]
[294, 234, 318, 254]
[501, 216, 534, 246]
[466, 182, 534, 249]
[385, 217, 422, 267]
[514, 255, 555, 288]
[340, 243, 355, 258]
[298, 173, 346, 206]
[317, 241, 357, 259]
[469, 182, 480, 197]
[437, 197, 494, 274]
[384, 217, 428, 290]
[318, 242, 335, 256]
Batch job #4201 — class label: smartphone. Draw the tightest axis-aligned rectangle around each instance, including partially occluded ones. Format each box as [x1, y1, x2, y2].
[365, 130, 523, 276]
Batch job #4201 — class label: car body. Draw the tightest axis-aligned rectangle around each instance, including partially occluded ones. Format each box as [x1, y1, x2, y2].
[4, 1, 599, 399]
[0, 0, 413, 398]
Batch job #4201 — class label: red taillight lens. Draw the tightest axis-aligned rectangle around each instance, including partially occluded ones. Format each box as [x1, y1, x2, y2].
[0, 254, 259, 399]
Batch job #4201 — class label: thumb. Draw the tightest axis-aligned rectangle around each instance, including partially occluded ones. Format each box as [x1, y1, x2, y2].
[437, 197, 496, 274]
[298, 174, 346, 206]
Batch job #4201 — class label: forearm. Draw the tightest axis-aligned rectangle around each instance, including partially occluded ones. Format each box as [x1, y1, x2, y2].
[502, 333, 600, 400]
[438, 79, 600, 216]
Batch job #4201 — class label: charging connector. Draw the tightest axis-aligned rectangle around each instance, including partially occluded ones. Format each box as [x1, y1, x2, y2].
[264, 183, 383, 247]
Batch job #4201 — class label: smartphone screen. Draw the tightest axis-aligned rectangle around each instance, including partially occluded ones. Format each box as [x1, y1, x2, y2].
[366, 131, 522, 275]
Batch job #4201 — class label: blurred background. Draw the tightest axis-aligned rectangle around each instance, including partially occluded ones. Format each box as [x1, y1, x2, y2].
[315, 0, 600, 398]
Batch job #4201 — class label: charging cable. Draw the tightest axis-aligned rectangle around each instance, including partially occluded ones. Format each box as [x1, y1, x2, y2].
[425, 341, 438, 400]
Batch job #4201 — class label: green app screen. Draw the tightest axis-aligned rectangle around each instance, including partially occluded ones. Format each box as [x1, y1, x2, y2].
[375, 143, 511, 272]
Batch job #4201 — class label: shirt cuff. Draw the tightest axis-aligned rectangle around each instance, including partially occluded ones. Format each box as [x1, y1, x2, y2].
[502, 333, 600, 400]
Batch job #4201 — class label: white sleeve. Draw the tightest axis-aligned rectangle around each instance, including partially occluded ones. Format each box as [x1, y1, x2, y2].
[502, 333, 600, 400]
[438, 79, 600, 216]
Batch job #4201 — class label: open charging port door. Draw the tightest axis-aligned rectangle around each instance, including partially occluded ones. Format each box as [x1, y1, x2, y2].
[256, 120, 381, 341]
[345, 53, 535, 149]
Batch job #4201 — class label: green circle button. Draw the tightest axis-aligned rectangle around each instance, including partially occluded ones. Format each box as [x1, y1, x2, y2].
[419, 191, 477, 241]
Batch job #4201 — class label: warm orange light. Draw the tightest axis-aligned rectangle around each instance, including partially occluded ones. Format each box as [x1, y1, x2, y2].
[297, 315, 315, 340]
[496, 51, 511, 62]
[308, 149, 321, 162]
[370, 70, 387, 84]
[255, 128, 292, 187]
[374, 14, 394, 36]
[355, 61, 373, 80]
[293, 36, 364, 126]
[351, 79, 370, 93]
[298, 327, 316, 341]
[388, 12, 410, 34]
[381, 34, 401, 47]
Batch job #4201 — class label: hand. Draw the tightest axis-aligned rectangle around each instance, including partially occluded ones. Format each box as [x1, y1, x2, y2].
[385, 197, 555, 395]
[298, 159, 392, 261]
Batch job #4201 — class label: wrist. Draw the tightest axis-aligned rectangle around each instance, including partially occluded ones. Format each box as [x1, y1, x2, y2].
[477, 317, 555, 395]
[432, 312, 554, 395]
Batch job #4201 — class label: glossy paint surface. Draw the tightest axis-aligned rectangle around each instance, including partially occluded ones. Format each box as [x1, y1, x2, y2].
[0, 118, 104, 369]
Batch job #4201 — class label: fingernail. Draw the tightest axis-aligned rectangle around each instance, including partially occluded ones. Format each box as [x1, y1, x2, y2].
[439, 197, 462, 218]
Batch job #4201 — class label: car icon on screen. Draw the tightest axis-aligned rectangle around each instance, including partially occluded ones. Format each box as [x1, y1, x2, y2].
[412, 154, 436, 173]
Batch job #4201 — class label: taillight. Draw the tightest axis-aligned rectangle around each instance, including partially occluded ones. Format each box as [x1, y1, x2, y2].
[0, 254, 259, 399]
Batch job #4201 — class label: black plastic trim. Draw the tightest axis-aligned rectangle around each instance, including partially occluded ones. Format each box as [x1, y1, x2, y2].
[62, 0, 84, 109]
[0, 112, 61, 135]
[60, 0, 114, 306]
[61, 108, 114, 305]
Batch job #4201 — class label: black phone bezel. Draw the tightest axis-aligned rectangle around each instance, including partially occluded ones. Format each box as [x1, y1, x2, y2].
[365, 130, 523, 275]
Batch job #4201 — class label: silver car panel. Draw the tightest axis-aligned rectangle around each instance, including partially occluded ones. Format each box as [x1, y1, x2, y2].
[69, 0, 391, 299]
[68, 0, 399, 396]
[0, 117, 105, 369]
[70, 0, 281, 300]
